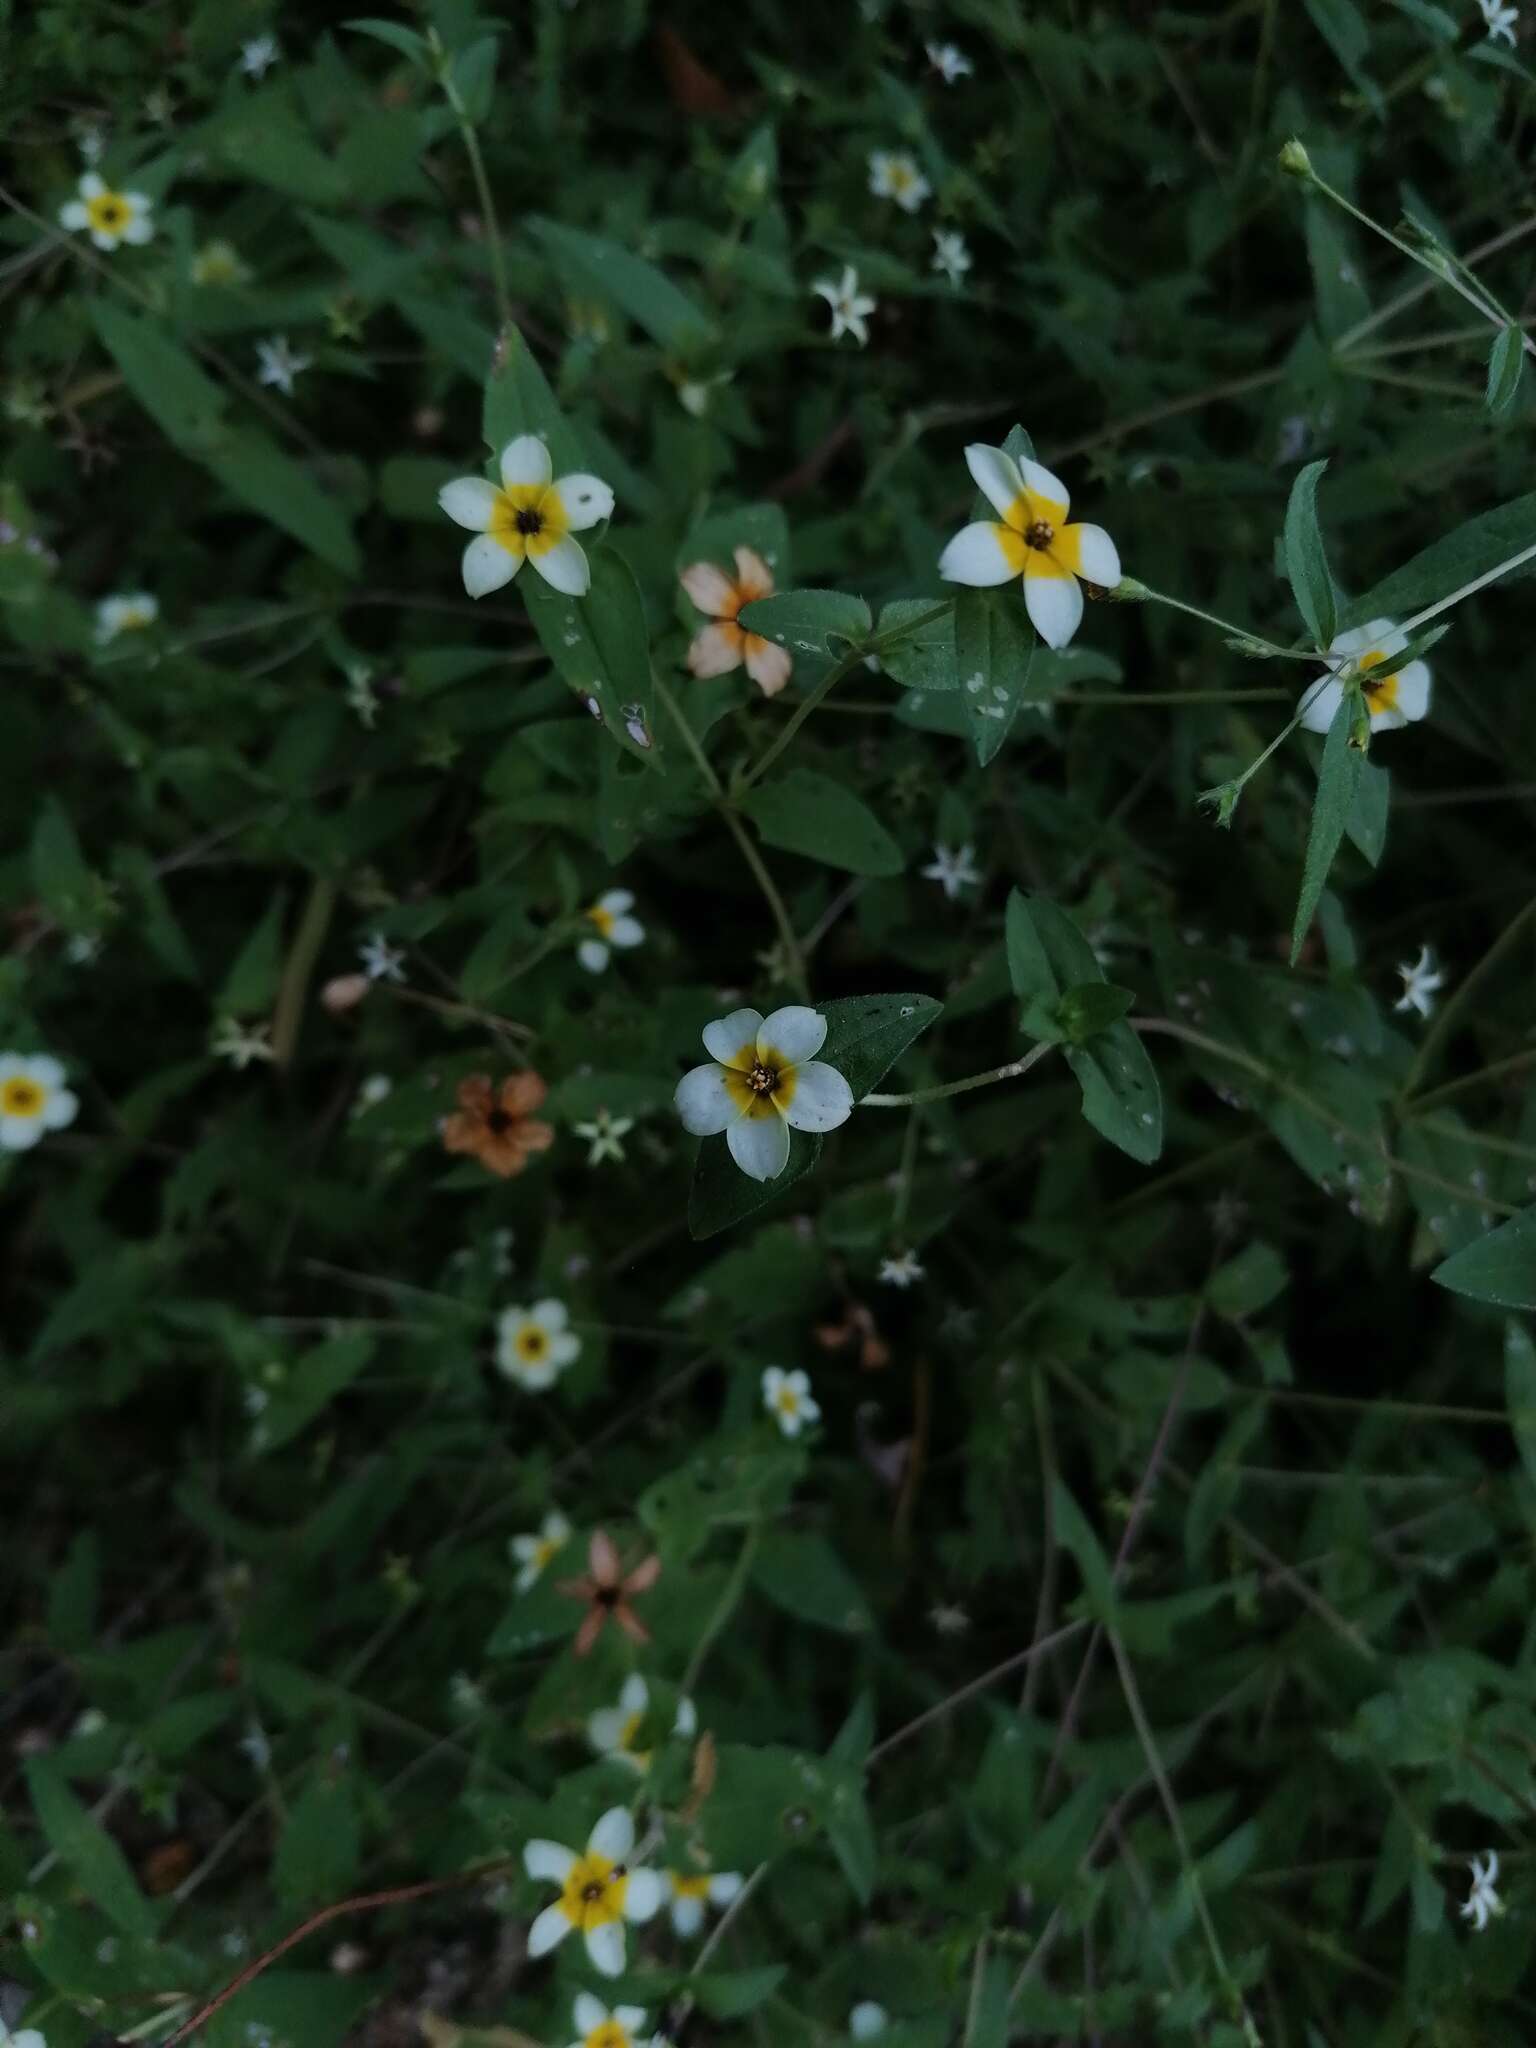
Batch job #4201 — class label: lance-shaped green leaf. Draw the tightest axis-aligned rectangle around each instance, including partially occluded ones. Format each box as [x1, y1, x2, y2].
[1291, 695, 1362, 962]
[529, 217, 717, 353]
[1344, 489, 1536, 629]
[738, 588, 873, 658]
[1432, 1204, 1536, 1310]
[741, 768, 902, 876]
[522, 546, 659, 766]
[954, 587, 1035, 765]
[1486, 324, 1524, 417]
[1283, 458, 1338, 650]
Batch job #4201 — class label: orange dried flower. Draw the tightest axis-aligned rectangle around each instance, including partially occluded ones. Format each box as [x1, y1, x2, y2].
[557, 1527, 662, 1657]
[680, 547, 793, 698]
[442, 1071, 555, 1179]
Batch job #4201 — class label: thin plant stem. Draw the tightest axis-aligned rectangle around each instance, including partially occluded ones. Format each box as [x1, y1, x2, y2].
[1400, 892, 1536, 1099]
[1396, 539, 1536, 640]
[1333, 212, 1536, 354]
[861, 1041, 1055, 1107]
[270, 877, 338, 1069]
[437, 58, 512, 330]
[719, 805, 809, 998]
[1137, 585, 1299, 657]
[1408, 1047, 1536, 1114]
[682, 1520, 761, 1695]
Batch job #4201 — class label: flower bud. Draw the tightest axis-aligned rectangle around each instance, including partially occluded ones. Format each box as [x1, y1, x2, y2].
[321, 972, 371, 1014]
[1278, 138, 1314, 180]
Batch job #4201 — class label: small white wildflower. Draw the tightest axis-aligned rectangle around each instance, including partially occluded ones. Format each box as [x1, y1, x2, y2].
[675, 1004, 853, 1182]
[850, 2004, 890, 2041]
[587, 1673, 696, 1774]
[523, 1808, 663, 1977]
[812, 264, 877, 347]
[565, 1993, 651, 2048]
[240, 34, 282, 77]
[920, 843, 979, 900]
[0, 1054, 79, 1151]
[95, 592, 158, 643]
[665, 1864, 744, 1937]
[511, 1509, 572, 1591]
[495, 1299, 580, 1391]
[577, 889, 645, 973]
[59, 174, 154, 251]
[238, 1722, 272, 1772]
[356, 1073, 392, 1109]
[439, 435, 615, 601]
[191, 239, 250, 288]
[929, 1602, 970, 1636]
[926, 41, 973, 83]
[761, 1365, 820, 1438]
[869, 150, 932, 212]
[940, 442, 1121, 651]
[344, 662, 379, 727]
[211, 1018, 275, 1069]
[255, 335, 312, 397]
[931, 227, 972, 287]
[358, 933, 406, 983]
[1298, 619, 1431, 735]
[1393, 945, 1445, 1021]
[1461, 1849, 1504, 1931]
[879, 1251, 925, 1289]
[447, 1670, 484, 1717]
[1478, 0, 1519, 46]
[573, 1108, 635, 1166]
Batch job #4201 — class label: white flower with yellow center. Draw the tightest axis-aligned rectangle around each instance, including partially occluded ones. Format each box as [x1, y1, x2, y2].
[439, 434, 614, 600]
[762, 1365, 820, 1438]
[524, 1806, 663, 1977]
[95, 592, 158, 643]
[578, 890, 645, 973]
[190, 240, 250, 288]
[939, 443, 1121, 650]
[588, 1673, 698, 1774]
[674, 1005, 854, 1182]
[496, 1299, 580, 1391]
[59, 174, 154, 251]
[565, 1993, 650, 2048]
[1297, 619, 1431, 735]
[665, 1864, 743, 1938]
[511, 1509, 572, 1592]
[869, 150, 932, 213]
[0, 1054, 79, 1152]
[813, 265, 877, 346]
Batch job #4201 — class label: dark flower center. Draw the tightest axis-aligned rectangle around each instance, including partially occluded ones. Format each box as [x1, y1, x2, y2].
[747, 1062, 780, 1095]
[514, 506, 544, 537]
[1025, 519, 1055, 552]
[486, 1107, 513, 1133]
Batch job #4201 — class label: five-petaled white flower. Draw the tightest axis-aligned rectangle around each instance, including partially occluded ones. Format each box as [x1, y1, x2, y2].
[578, 889, 645, 973]
[926, 41, 973, 83]
[496, 1299, 581, 1390]
[574, 1108, 635, 1166]
[812, 265, 877, 347]
[1297, 619, 1432, 736]
[850, 2004, 890, 2041]
[869, 150, 932, 212]
[59, 173, 154, 251]
[1461, 1849, 1504, 1931]
[358, 934, 406, 983]
[931, 228, 972, 287]
[940, 443, 1121, 650]
[240, 33, 281, 77]
[1478, 0, 1519, 46]
[1394, 945, 1445, 1021]
[565, 1992, 651, 2048]
[211, 1018, 275, 1069]
[439, 434, 614, 600]
[254, 335, 312, 397]
[921, 843, 979, 900]
[762, 1365, 820, 1437]
[588, 1673, 697, 1774]
[0, 1054, 78, 1153]
[675, 1005, 854, 1182]
[95, 592, 158, 643]
[665, 1863, 744, 1938]
[879, 1251, 925, 1289]
[524, 1807, 663, 1977]
[511, 1509, 572, 1592]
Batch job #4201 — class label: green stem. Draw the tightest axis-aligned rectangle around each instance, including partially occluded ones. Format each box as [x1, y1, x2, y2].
[439, 60, 512, 330]
[1332, 213, 1536, 355]
[862, 1041, 1055, 1107]
[1400, 893, 1536, 1099]
[1407, 1047, 1536, 1114]
[1137, 585, 1303, 658]
[1061, 687, 1291, 705]
[1396, 539, 1536, 640]
[682, 1520, 761, 1695]
[270, 876, 338, 1069]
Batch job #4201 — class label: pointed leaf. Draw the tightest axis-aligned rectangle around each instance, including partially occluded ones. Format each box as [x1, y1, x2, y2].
[1291, 695, 1361, 962]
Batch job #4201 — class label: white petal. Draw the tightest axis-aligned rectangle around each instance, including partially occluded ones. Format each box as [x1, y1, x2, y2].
[0, 1118, 42, 1150]
[1067, 523, 1120, 587]
[598, 889, 634, 915]
[780, 1059, 853, 1133]
[727, 1109, 791, 1181]
[761, 1367, 785, 1399]
[673, 1695, 697, 1735]
[614, 2009, 647, 2036]
[25, 1055, 65, 1090]
[439, 477, 500, 531]
[80, 173, 106, 199]
[548, 1330, 581, 1367]
[708, 1871, 745, 1903]
[671, 1894, 705, 1937]
[91, 230, 119, 251]
[500, 435, 552, 488]
[964, 443, 1025, 521]
[623, 1867, 663, 1922]
[1327, 622, 1377, 658]
[608, 917, 645, 949]
[463, 534, 519, 598]
[1023, 572, 1083, 649]
[1019, 456, 1071, 516]
[554, 473, 615, 532]
[530, 535, 591, 597]
[939, 521, 1019, 588]
[60, 201, 90, 229]
[588, 1707, 627, 1753]
[525, 1839, 578, 1883]
[676, 1063, 738, 1135]
[527, 1903, 573, 1956]
[1297, 674, 1343, 734]
[41, 1088, 79, 1131]
[757, 1005, 826, 1065]
[590, 1806, 635, 1863]
[702, 1009, 764, 1066]
[123, 215, 155, 245]
[574, 1993, 607, 2037]
[577, 939, 610, 973]
[1393, 660, 1432, 722]
[620, 1673, 649, 1711]
[531, 1297, 568, 1331]
[585, 1919, 626, 1977]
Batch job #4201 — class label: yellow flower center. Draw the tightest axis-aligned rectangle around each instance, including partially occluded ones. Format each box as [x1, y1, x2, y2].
[559, 1850, 628, 1930]
[671, 1872, 712, 1901]
[585, 2026, 632, 2048]
[587, 903, 616, 938]
[1357, 649, 1399, 710]
[489, 483, 569, 560]
[721, 1039, 798, 1120]
[516, 1325, 548, 1361]
[1, 1078, 45, 1118]
[775, 1387, 801, 1418]
[619, 1710, 651, 1767]
[87, 190, 132, 235]
[999, 489, 1082, 582]
[532, 1535, 558, 1571]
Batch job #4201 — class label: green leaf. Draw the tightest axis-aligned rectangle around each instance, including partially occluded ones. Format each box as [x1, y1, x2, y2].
[1301, 0, 1378, 104]
[207, 429, 362, 577]
[273, 1772, 362, 1908]
[741, 768, 903, 876]
[824, 1780, 878, 1903]
[1343, 757, 1389, 868]
[90, 301, 226, 452]
[1005, 891, 1103, 1011]
[1432, 1204, 1536, 1309]
[678, 502, 790, 587]
[693, 1968, 788, 2020]
[30, 799, 100, 930]
[1282, 458, 1338, 650]
[216, 890, 288, 1016]
[752, 1529, 874, 1633]
[1050, 1479, 1119, 1623]
[953, 587, 1035, 764]
[1345, 489, 1536, 629]
[1486, 324, 1524, 417]
[964, 1950, 1013, 2048]
[529, 217, 717, 353]
[1505, 1321, 1536, 1490]
[1056, 981, 1135, 1044]
[47, 1530, 100, 1652]
[1065, 1024, 1164, 1165]
[737, 588, 873, 658]
[875, 598, 960, 689]
[482, 323, 588, 475]
[1291, 697, 1362, 963]
[523, 545, 657, 766]
[726, 122, 779, 213]
[248, 1334, 375, 1456]
[344, 16, 430, 60]
[451, 34, 499, 123]
[25, 1757, 158, 1939]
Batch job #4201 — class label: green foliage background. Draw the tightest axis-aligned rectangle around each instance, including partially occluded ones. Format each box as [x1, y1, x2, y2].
[4, 2, 1536, 2044]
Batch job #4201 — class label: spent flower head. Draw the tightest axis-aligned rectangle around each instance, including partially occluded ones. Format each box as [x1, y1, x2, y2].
[443, 1072, 554, 1179]
[680, 547, 792, 697]
[557, 1528, 662, 1656]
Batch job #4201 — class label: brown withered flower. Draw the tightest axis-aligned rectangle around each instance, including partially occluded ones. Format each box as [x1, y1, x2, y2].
[557, 1528, 662, 1657]
[442, 1071, 554, 1179]
[815, 1298, 891, 1373]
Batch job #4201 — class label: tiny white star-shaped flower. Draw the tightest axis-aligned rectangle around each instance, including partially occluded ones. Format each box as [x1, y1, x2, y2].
[929, 1602, 970, 1635]
[1393, 945, 1444, 1021]
[211, 1018, 275, 1069]
[812, 264, 877, 347]
[869, 149, 932, 213]
[850, 2005, 890, 2042]
[1460, 1849, 1503, 1931]
[762, 1365, 820, 1438]
[925, 41, 973, 83]
[240, 33, 282, 77]
[920, 843, 980, 900]
[1477, 0, 1519, 46]
[931, 228, 972, 287]
[358, 933, 406, 983]
[254, 334, 312, 397]
[573, 1108, 635, 1166]
[879, 1251, 925, 1289]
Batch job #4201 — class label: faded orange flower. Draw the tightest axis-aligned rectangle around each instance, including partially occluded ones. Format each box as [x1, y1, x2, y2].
[680, 546, 793, 698]
[557, 1527, 662, 1657]
[442, 1071, 555, 1179]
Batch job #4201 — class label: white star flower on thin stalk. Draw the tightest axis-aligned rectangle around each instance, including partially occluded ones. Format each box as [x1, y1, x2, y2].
[496, 1299, 580, 1391]
[920, 843, 979, 900]
[211, 1018, 275, 1069]
[1394, 945, 1445, 1021]
[511, 1509, 572, 1592]
[0, 1055, 78, 1152]
[358, 934, 406, 983]
[1461, 1849, 1504, 1931]
[931, 228, 972, 287]
[524, 1806, 663, 1977]
[574, 1108, 635, 1166]
[665, 1864, 744, 1938]
[1297, 619, 1432, 736]
[850, 2004, 890, 2041]
[240, 33, 282, 77]
[578, 890, 645, 973]
[95, 592, 158, 643]
[812, 265, 877, 346]
[869, 150, 932, 212]
[926, 41, 973, 83]
[439, 434, 614, 600]
[565, 1992, 652, 2048]
[762, 1365, 820, 1438]
[1478, 0, 1519, 46]
[587, 1673, 697, 1774]
[941, 443, 1121, 649]
[675, 1005, 854, 1182]
[59, 174, 154, 251]
[879, 1251, 925, 1289]
[254, 335, 312, 397]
